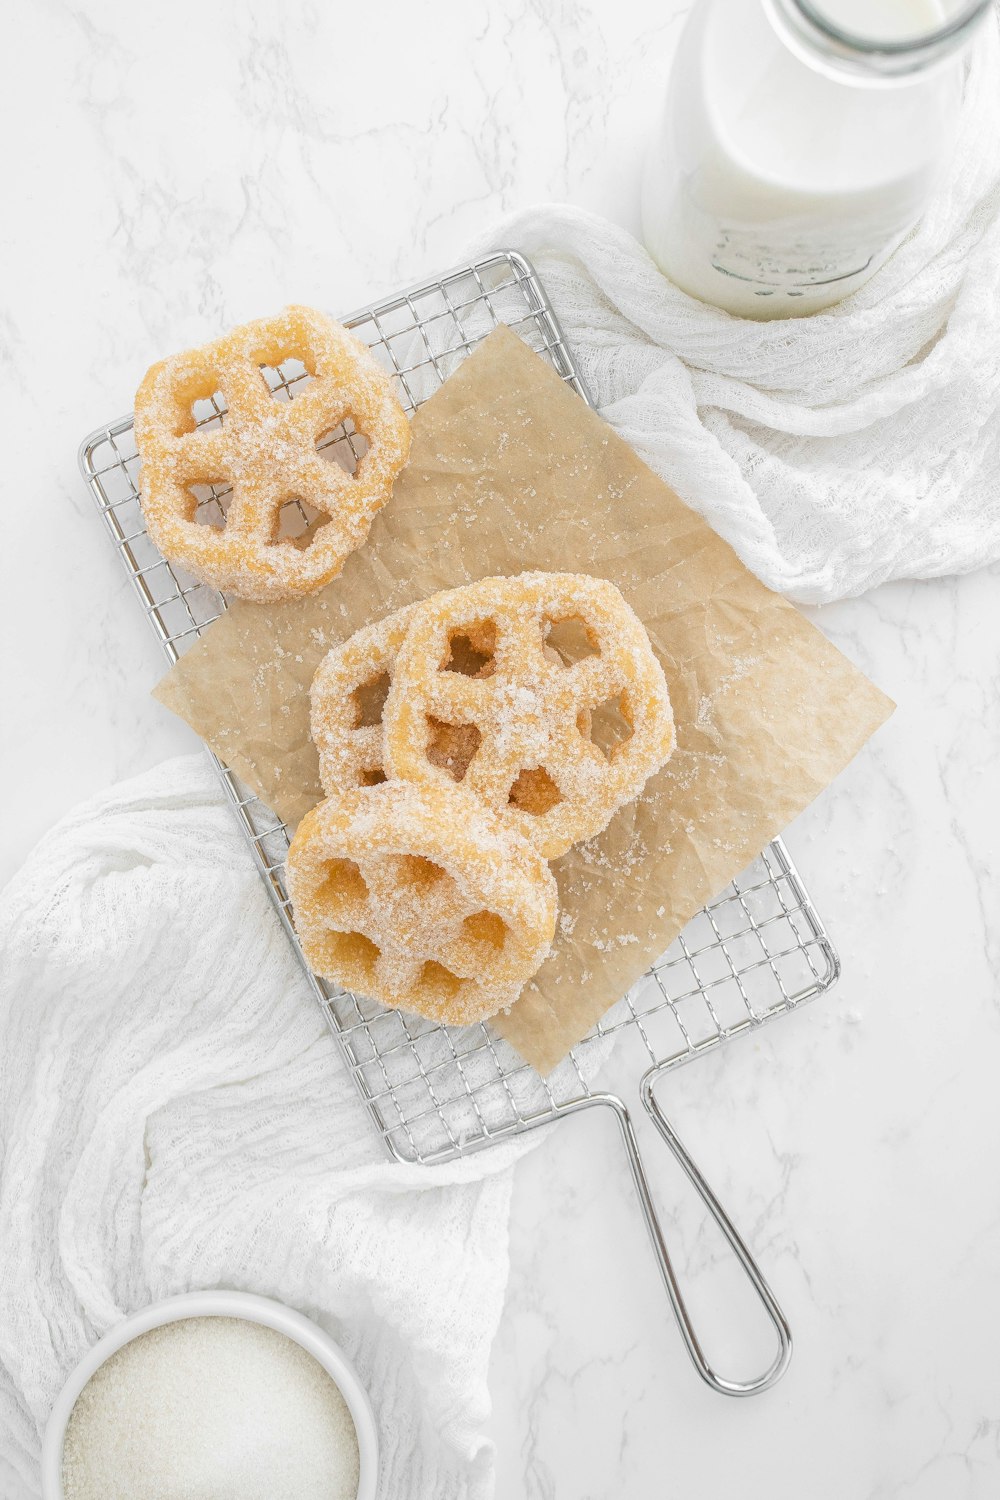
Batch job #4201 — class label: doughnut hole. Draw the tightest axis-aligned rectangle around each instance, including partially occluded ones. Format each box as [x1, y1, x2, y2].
[580, 693, 634, 761]
[256, 353, 315, 402]
[508, 766, 562, 815]
[314, 929, 380, 987]
[543, 615, 600, 666]
[440, 621, 497, 677]
[316, 418, 368, 476]
[417, 961, 463, 1003]
[188, 481, 232, 530]
[462, 910, 508, 952]
[426, 718, 481, 782]
[169, 373, 227, 436]
[315, 857, 369, 919]
[189, 392, 227, 433]
[352, 672, 391, 729]
[271, 496, 327, 550]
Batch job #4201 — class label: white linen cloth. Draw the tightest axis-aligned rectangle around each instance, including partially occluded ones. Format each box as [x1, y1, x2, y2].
[0, 755, 536, 1500]
[473, 8, 1000, 604]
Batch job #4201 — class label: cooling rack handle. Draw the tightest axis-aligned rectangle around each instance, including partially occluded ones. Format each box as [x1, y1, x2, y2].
[603, 1074, 792, 1396]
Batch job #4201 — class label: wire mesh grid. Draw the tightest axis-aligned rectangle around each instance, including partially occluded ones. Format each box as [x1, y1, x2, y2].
[80, 251, 838, 1166]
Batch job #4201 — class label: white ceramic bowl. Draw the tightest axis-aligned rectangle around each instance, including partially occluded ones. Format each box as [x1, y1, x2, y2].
[41, 1289, 378, 1500]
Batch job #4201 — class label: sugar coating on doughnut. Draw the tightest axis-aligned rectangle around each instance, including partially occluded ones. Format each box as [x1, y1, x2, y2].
[134, 305, 410, 602]
[286, 781, 558, 1026]
[382, 571, 675, 858]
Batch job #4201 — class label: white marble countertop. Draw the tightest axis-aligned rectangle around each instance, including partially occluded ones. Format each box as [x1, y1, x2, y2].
[2, 3, 998, 1496]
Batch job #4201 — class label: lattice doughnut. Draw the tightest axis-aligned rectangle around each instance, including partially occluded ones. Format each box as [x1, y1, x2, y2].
[134, 305, 411, 601]
[286, 781, 558, 1026]
[383, 572, 675, 859]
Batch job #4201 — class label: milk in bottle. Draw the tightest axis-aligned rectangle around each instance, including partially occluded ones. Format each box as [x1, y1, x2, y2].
[641, 0, 989, 316]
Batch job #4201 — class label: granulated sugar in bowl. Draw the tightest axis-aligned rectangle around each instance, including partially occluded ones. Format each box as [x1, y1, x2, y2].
[41, 1291, 378, 1500]
[62, 1320, 357, 1498]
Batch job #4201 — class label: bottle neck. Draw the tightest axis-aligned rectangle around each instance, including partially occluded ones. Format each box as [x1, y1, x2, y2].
[765, 0, 991, 81]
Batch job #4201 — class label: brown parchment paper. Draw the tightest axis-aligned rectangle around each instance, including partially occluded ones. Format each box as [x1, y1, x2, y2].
[155, 326, 893, 1074]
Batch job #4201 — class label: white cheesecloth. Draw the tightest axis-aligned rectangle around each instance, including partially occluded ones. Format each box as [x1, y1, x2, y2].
[473, 6, 1000, 604]
[0, 756, 558, 1500]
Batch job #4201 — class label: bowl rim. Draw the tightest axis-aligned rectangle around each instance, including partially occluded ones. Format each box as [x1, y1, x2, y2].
[40, 1289, 378, 1500]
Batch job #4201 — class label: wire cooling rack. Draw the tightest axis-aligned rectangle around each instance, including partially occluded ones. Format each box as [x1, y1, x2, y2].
[80, 251, 839, 1395]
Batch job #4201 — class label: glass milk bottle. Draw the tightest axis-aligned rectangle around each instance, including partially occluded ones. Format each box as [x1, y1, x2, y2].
[641, 0, 992, 317]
